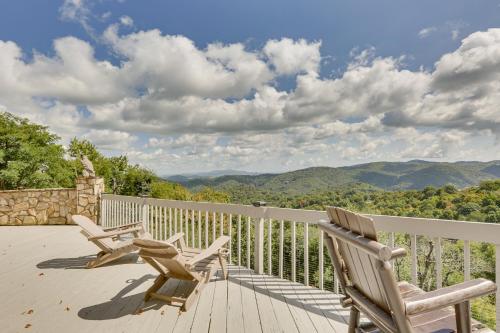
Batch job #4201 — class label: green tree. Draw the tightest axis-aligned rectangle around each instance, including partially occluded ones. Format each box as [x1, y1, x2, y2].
[0, 112, 73, 189]
[151, 181, 191, 200]
[192, 187, 230, 203]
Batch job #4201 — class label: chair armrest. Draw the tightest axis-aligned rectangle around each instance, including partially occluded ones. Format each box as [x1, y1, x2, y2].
[405, 278, 496, 316]
[88, 227, 143, 240]
[186, 235, 230, 267]
[165, 233, 184, 244]
[102, 221, 144, 231]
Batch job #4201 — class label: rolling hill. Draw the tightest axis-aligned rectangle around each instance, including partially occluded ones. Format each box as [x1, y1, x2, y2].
[169, 160, 500, 195]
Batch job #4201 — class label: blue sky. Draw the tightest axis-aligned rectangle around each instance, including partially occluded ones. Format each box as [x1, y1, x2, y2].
[0, 0, 499, 174]
[4, 1, 498, 73]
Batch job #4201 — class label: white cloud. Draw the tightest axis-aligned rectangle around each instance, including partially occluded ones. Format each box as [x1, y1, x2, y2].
[263, 38, 321, 75]
[103, 27, 273, 99]
[59, 0, 95, 37]
[82, 129, 138, 150]
[418, 27, 437, 38]
[119, 15, 133, 27]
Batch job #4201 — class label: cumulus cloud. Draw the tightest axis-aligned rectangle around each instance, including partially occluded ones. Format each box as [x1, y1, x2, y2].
[82, 129, 137, 150]
[1, 23, 500, 173]
[263, 38, 321, 75]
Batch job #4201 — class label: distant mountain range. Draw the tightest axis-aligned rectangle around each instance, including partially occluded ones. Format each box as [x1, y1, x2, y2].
[168, 160, 500, 195]
[165, 169, 259, 182]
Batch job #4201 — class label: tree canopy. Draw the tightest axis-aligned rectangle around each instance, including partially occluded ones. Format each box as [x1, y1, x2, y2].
[0, 112, 74, 189]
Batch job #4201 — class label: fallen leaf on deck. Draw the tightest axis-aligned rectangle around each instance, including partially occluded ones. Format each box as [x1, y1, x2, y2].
[24, 324, 31, 329]
[26, 309, 33, 315]
[65, 307, 70, 311]
[38, 273, 44, 276]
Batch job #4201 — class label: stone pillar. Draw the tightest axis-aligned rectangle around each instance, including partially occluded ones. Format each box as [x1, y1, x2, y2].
[76, 176, 104, 223]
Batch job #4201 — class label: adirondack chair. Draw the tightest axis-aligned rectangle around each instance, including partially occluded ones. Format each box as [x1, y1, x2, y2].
[73, 215, 149, 268]
[318, 207, 497, 333]
[133, 233, 229, 311]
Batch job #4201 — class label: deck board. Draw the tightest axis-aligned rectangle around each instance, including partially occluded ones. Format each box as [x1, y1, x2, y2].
[0, 226, 350, 333]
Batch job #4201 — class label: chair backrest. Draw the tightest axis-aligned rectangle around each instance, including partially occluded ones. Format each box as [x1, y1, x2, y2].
[72, 215, 114, 251]
[133, 238, 198, 281]
[321, 207, 410, 333]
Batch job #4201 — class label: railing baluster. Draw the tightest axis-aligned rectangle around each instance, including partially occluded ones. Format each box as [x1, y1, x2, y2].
[229, 214, 232, 263]
[198, 210, 202, 249]
[174, 208, 178, 234]
[191, 210, 195, 247]
[155, 205, 159, 239]
[268, 219, 272, 275]
[220, 212, 224, 237]
[319, 229, 324, 290]
[122, 201, 125, 228]
[205, 211, 209, 248]
[279, 220, 284, 279]
[237, 215, 242, 267]
[128, 201, 131, 224]
[304, 222, 309, 286]
[212, 212, 216, 244]
[292, 221, 296, 282]
[435, 237, 442, 288]
[161, 207, 165, 240]
[247, 216, 251, 269]
[184, 209, 188, 243]
[101, 199, 105, 226]
[168, 207, 172, 237]
[179, 208, 186, 242]
[411, 234, 418, 285]
[100, 199, 105, 226]
[464, 240, 471, 281]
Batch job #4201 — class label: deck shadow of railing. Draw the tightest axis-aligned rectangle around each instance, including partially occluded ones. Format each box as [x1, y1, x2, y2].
[78, 274, 161, 320]
[37, 253, 141, 269]
[227, 266, 350, 324]
[76, 265, 349, 323]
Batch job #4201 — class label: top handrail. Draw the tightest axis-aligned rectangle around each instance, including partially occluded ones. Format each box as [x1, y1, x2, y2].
[101, 193, 500, 244]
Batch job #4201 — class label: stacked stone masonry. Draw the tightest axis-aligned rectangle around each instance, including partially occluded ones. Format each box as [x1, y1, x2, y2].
[0, 176, 104, 225]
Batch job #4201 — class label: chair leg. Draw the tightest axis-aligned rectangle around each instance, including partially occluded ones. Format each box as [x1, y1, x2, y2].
[218, 252, 229, 280]
[348, 307, 360, 333]
[182, 280, 206, 312]
[455, 301, 472, 333]
[145, 275, 168, 302]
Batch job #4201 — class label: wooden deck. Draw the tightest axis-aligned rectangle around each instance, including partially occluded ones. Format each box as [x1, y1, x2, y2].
[0, 226, 349, 333]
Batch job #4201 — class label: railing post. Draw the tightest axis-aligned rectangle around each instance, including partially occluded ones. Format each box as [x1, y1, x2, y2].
[254, 217, 265, 274]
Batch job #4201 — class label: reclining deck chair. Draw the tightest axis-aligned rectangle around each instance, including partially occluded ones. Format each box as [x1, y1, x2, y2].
[318, 207, 497, 333]
[133, 233, 229, 311]
[73, 215, 150, 268]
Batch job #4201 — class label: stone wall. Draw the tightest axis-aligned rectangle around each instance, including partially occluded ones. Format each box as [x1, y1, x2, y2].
[0, 176, 104, 225]
[0, 188, 77, 225]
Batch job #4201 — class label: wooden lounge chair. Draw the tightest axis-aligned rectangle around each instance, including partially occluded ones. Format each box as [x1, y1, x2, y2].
[72, 215, 149, 268]
[318, 207, 497, 333]
[133, 233, 229, 311]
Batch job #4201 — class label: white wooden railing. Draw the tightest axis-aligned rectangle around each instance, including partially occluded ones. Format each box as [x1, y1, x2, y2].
[100, 194, 500, 331]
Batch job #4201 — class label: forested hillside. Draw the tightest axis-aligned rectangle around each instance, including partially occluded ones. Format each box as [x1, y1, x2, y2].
[175, 160, 500, 194]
